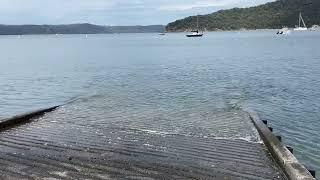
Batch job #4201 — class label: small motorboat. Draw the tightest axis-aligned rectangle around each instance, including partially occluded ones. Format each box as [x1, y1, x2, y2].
[276, 27, 290, 35]
[310, 25, 320, 31]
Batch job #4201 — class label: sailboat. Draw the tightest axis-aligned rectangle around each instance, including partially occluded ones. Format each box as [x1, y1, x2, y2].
[158, 26, 166, 35]
[186, 15, 203, 37]
[294, 12, 308, 31]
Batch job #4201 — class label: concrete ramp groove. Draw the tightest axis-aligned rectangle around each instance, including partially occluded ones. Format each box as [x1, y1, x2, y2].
[0, 119, 286, 180]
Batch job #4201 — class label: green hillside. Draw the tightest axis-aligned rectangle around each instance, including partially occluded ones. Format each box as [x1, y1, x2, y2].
[166, 0, 320, 31]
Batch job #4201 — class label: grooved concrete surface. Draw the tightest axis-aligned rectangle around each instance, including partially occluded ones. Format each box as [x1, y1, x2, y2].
[0, 110, 286, 179]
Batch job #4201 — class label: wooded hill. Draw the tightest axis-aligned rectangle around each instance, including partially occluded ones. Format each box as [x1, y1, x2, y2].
[166, 0, 320, 31]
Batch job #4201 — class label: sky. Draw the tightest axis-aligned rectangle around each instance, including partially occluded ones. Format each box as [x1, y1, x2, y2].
[0, 0, 274, 25]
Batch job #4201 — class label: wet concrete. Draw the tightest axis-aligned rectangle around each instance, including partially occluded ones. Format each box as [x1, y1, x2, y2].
[0, 110, 286, 179]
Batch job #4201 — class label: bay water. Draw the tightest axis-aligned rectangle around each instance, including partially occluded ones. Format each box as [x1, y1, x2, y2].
[0, 31, 319, 172]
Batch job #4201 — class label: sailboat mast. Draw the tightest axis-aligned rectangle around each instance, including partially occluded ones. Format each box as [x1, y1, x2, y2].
[293, 12, 308, 31]
[299, 12, 301, 27]
[197, 15, 199, 30]
[301, 13, 307, 28]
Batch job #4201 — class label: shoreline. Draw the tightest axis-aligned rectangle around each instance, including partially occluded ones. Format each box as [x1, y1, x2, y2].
[3, 28, 319, 36]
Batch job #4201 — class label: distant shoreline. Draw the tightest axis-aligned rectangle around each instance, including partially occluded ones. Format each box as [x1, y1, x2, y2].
[1, 28, 319, 36]
[0, 23, 165, 35]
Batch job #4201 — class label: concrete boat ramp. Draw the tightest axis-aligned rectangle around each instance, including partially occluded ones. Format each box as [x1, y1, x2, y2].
[0, 107, 315, 179]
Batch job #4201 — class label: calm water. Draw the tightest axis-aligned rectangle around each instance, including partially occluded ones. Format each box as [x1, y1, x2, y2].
[0, 31, 319, 172]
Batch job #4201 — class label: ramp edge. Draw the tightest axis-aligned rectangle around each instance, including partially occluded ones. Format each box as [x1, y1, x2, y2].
[0, 106, 59, 130]
[247, 111, 315, 180]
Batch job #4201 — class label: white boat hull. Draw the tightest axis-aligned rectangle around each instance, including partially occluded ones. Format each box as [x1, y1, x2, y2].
[186, 34, 203, 37]
[294, 13, 307, 31]
[294, 27, 308, 31]
[277, 28, 291, 35]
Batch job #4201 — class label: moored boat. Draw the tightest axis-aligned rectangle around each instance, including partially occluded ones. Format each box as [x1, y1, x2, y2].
[186, 15, 203, 37]
[293, 12, 308, 31]
[276, 27, 290, 35]
[310, 25, 320, 31]
[186, 30, 203, 37]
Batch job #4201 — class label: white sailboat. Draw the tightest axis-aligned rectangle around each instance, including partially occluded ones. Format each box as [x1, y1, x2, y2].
[158, 26, 166, 35]
[186, 15, 203, 37]
[294, 12, 308, 31]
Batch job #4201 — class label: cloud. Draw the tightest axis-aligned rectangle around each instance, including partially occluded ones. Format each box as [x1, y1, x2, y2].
[0, 0, 274, 25]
